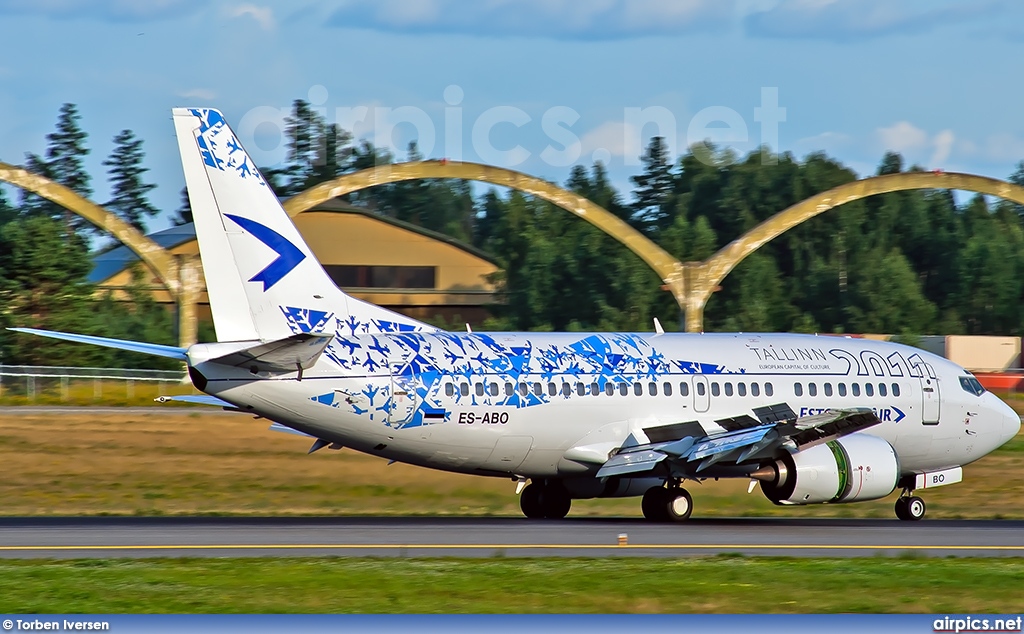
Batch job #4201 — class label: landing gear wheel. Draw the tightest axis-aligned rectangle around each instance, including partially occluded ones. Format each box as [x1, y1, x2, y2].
[520, 482, 571, 519]
[539, 483, 571, 519]
[665, 487, 693, 522]
[642, 486, 693, 522]
[895, 495, 926, 521]
[520, 483, 545, 519]
[642, 486, 670, 522]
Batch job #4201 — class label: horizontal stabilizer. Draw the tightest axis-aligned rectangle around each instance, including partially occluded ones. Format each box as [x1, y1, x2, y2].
[155, 394, 235, 408]
[8, 327, 187, 360]
[207, 332, 334, 372]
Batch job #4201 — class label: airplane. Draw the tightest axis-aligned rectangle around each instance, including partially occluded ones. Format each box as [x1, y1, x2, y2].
[11, 108, 1021, 522]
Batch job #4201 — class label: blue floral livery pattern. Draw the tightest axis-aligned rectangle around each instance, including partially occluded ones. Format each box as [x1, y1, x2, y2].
[280, 305, 740, 431]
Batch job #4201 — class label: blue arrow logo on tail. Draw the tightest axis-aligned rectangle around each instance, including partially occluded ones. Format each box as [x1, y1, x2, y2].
[224, 214, 306, 291]
[892, 406, 906, 423]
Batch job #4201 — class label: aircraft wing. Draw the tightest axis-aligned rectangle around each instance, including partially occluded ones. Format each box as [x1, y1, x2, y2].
[595, 406, 881, 479]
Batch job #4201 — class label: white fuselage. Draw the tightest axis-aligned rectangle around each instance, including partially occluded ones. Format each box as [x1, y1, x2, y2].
[196, 331, 1020, 480]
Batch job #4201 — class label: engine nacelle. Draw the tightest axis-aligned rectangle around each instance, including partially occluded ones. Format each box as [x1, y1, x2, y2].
[757, 434, 899, 505]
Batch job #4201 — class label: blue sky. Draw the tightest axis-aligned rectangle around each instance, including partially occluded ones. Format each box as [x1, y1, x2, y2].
[1, 0, 1023, 233]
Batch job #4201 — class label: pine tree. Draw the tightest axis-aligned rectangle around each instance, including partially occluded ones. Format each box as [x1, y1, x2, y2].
[630, 136, 674, 232]
[21, 103, 93, 233]
[172, 186, 192, 225]
[103, 129, 157, 232]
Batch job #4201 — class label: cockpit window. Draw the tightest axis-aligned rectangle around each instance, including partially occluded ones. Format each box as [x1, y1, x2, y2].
[959, 376, 986, 396]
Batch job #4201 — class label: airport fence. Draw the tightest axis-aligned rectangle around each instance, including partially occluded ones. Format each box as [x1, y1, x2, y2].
[0, 365, 190, 404]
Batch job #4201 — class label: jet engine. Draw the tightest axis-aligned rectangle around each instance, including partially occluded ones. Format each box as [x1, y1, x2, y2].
[753, 433, 899, 505]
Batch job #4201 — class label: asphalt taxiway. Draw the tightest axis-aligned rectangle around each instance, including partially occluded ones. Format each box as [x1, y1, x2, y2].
[0, 516, 1021, 558]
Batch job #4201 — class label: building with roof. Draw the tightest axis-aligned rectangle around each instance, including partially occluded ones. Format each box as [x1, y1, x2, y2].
[90, 200, 501, 327]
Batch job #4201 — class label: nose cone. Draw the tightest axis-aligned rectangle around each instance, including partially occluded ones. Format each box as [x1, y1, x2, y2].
[997, 397, 1021, 445]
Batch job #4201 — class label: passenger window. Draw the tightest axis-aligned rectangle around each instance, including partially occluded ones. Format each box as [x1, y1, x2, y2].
[619, 383, 629, 396]
[865, 383, 874, 397]
[751, 383, 760, 397]
[765, 382, 774, 397]
[824, 383, 833, 397]
[838, 383, 847, 397]
[634, 383, 644, 396]
[697, 382, 706, 396]
[461, 383, 470, 397]
[794, 383, 803, 397]
[445, 383, 455, 397]
[533, 382, 543, 397]
[548, 383, 557, 397]
[852, 383, 860, 397]
[475, 383, 485, 397]
[577, 382, 586, 397]
[738, 382, 747, 397]
[724, 382, 734, 397]
[711, 382, 721, 397]
[649, 382, 658, 396]
[808, 383, 817, 397]
[591, 382, 600, 396]
[561, 383, 571, 397]
[489, 383, 499, 397]
[605, 382, 615, 396]
[680, 382, 690, 397]
[892, 383, 901, 397]
[663, 382, 673, 396]
[878, 383, 887, 397]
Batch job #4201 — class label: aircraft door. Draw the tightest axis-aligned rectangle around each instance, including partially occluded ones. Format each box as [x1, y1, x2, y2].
[920, 364, 940, 425]
[389, 362, 418, 427]
[692, 376, 710, 413]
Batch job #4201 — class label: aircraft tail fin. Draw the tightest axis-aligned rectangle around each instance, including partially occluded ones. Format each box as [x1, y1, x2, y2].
[171, 108, 437, 343]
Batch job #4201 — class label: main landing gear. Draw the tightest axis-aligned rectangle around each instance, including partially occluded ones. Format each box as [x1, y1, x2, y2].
[520, 481, 572, 519]
[641, 484, 693, 522]
[894, 492, 926, 521]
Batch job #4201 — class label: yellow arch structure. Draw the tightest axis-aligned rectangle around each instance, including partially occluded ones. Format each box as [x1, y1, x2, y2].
[6, 158, 1024, 343]
[282, 160, 687, 300]
[692, 172, 1024, 332]
[0, 161, 203, 348]
[287, 165, 1024, 333]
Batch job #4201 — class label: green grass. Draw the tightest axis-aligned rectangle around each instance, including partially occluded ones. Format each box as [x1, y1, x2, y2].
[0, 379, 200, 407]
[0, 557, 1022, 613]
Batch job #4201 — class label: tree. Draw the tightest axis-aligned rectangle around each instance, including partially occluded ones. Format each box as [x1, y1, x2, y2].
[172, 186, 192, 226]
[103, 129, 158, 232]
[630, 136, 674, 231]
[21, 103, 93, 233]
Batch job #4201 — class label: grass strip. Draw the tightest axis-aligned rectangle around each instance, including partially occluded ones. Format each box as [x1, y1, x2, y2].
[0, 556, 1022, 613]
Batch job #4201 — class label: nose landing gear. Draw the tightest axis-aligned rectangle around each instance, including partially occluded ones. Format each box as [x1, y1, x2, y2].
[894, 493, 926, 521]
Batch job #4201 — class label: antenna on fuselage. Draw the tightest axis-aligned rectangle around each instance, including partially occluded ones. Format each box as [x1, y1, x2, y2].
[653, 318, 665, 335]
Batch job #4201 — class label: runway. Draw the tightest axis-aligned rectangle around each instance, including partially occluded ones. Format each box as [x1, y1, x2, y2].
[0, 516, 1022, 558]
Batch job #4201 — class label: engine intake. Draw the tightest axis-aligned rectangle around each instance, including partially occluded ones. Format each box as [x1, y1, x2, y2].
[754, 433, 899, 505]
